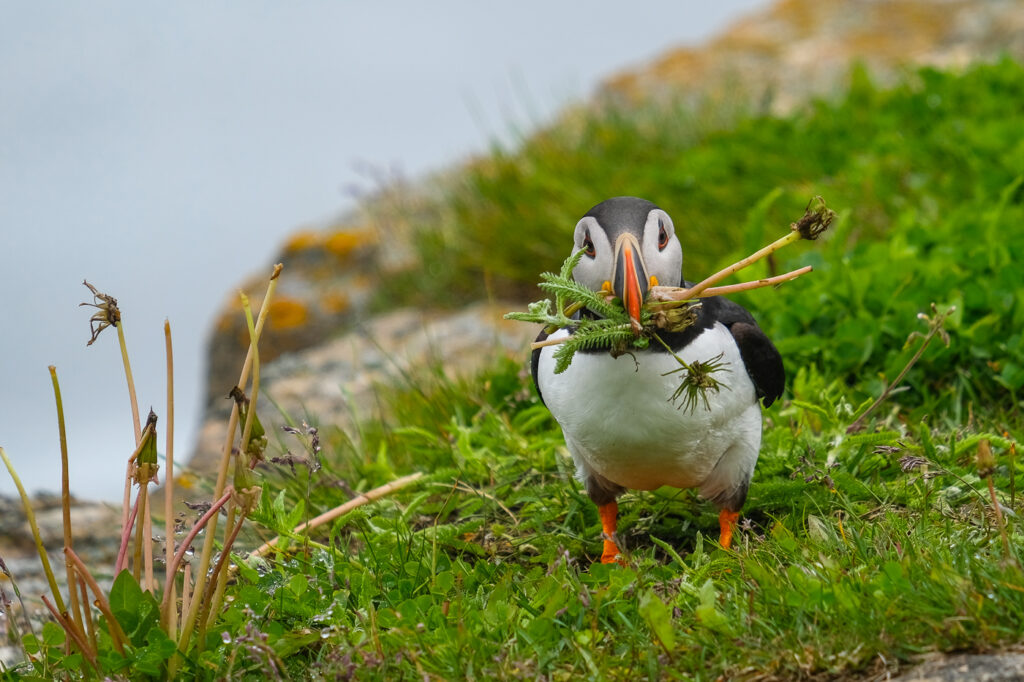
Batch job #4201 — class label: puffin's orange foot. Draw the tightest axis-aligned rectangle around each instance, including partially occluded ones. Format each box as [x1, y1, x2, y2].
[718, 509, 741, 549]
[598, 501, 625, 565]
[601, 537, 623, 565]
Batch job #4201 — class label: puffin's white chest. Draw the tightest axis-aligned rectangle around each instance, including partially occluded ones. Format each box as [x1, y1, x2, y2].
[537, 322, 761, 492]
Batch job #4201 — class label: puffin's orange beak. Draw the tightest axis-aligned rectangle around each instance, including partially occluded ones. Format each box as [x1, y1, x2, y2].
[612, 232, 649, 330]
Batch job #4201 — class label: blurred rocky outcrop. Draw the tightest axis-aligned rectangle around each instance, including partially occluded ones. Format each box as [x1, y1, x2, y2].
[0, 493, 122, 668]
[186, 0, 1024, 478]
[600, 0, 1024, 113]
[190, 302, 533, 479]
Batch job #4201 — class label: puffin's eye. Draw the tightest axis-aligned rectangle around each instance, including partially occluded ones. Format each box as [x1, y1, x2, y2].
[583, 230, 596, 257]
[657, 219, 670, 250]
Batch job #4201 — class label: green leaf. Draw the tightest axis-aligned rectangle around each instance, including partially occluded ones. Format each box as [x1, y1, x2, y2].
[695, 579, 732, 634]
[638, 589, 675, 651]
[109, 569, 145, 635]
[109, 569, 160, 647]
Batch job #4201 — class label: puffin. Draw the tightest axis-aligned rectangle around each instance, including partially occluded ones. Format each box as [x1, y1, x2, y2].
[531, 196, 784, 563]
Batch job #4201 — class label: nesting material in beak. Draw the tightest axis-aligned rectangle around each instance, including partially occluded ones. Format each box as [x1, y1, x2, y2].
[611, 232, 649, 333]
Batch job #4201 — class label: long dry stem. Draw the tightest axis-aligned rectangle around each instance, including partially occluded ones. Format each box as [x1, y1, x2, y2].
[65, 547, 127, 655]
[649, 265, 813, 303]
[1, 447, 65, 612]
[163, 319, 177, 637]
[249, 472, 425, 558]
[78, 575, 96, 651]
[49, 366, 84, 637]
[676, 230, 804, 300]
[200, 508, 247, 636]
[238, 293, 261, 459]
[201, 295, 263, 627]
[176, 264, 282, 658]
[115, 494, 140, 574]
[161, 490, 233, 608]
[133, 483, 149, 583]
[116, 322, 142, 446]
[847, 305, 955, 434]
[41, 595, 97, 673]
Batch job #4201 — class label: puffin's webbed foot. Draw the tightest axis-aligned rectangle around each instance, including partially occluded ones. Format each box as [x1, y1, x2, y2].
[718, 509, 741, 549]
[598, 501, 625, 565]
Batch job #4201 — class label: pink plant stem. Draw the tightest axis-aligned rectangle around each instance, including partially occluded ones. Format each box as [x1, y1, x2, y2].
[161, 491, 232, 612]
[115, 496, 140, 574]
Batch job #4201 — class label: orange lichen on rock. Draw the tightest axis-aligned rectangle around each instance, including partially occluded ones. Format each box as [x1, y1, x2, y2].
[322, 291, 351, 314]
[324, 229, 375, 260]
[268, 297, 310, 330]
[282, 229, 323, 254]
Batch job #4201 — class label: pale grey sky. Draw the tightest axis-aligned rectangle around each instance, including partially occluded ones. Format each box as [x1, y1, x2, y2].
[0, 1, 765, 501]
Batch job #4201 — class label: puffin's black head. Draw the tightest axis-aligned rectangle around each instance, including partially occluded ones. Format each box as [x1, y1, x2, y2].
[571, 196, 682, 325]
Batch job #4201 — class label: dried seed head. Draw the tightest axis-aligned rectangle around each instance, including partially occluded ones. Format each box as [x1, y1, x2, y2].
[650, 302, 699, 333]
[80, 280, 121, 345]
[790, 196, 836, 240]
[899, 455, 928, 472]
[977, 439, 996, 478]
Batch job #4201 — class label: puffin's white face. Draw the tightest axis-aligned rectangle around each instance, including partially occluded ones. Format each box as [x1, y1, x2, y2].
[570, 198, 682, 323]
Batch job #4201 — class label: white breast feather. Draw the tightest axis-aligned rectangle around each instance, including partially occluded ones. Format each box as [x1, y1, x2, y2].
[537, 322, 762, 493]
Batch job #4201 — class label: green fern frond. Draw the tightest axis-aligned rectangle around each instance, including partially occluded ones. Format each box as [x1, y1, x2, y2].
[538, 277, 621, 321]
[559, 248, 586, 280]
[552, 323, 636, 373]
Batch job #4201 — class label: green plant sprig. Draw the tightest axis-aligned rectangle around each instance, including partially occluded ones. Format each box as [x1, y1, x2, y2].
[504, 249, 658, 372]
[504, 252, 717, 408]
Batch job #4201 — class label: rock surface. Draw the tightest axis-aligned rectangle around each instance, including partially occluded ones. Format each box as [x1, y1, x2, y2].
[600, 0, 1024, 113]
[0, 494, 122, 669]
[892, 652, 1024, 681]
[189, 302, 533, 479]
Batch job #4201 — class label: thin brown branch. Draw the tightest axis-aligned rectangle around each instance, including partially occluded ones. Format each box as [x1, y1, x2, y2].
[650, 265, 813, 302]
[676, 230, 804, 300]
[249, 472, 425, 558]
[847, 304, 955, 434]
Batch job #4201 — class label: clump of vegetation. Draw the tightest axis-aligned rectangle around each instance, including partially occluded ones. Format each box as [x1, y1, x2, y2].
[3, 59, 1024, 680]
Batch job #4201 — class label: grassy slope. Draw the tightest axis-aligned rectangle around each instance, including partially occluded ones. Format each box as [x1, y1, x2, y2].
[206, 60, 1024, 681]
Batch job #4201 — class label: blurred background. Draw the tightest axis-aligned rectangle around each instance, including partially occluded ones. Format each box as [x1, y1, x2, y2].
[0, 2, 766, 501]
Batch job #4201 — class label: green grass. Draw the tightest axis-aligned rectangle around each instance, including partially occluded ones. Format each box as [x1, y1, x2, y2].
[7, 59, 1024, 680]
[232, 358, 1022, 681]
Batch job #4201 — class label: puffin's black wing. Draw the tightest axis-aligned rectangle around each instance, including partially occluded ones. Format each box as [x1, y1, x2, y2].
[530, 328, 550, 406]
[705, 296, 785, 407]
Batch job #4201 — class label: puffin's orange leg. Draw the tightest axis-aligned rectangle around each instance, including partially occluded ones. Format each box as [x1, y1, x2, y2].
[718, 509, 741, 549]
[598, 501, 623, 564]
